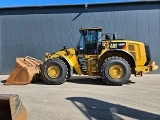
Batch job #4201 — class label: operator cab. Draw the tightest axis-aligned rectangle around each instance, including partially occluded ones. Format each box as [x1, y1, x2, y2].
[76, 27, 102, 54]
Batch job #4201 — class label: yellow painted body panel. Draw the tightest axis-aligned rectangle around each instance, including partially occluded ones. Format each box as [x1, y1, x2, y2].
[125, 41, 147, 65]
[100, 40, 147, 65]
[83, 55, 98, 76]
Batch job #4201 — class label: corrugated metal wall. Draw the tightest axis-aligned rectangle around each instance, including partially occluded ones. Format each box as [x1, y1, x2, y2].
[0, 14, 2, 73]
[0, 2, 160, 74]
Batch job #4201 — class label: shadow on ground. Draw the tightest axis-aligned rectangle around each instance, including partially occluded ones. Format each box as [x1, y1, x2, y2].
[1, 80, 7, 83]
[67, 76, 135, 86]
[66, 97, 160, 120]
[67, 76, 106, 85]
[1, 76, 135, 86]
[0, 79, 47, 85]
[30, 79, 47, 85]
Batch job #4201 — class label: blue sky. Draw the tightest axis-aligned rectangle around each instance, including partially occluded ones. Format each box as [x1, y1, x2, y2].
[0, 0, 133, 8]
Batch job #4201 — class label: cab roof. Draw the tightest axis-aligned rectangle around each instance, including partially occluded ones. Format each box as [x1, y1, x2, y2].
[79, 27, 102, 32]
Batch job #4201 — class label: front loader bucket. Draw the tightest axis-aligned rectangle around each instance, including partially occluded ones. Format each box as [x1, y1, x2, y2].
[5, 56, 43, 85]
[0, 94, 27, 120]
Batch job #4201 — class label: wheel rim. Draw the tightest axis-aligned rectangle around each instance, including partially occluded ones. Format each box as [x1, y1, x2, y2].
[108, 65, 124, 79]
[47, 65, 60, 78]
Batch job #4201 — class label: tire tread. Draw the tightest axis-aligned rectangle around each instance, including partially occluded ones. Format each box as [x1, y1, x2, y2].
[100, 56, 131, 86]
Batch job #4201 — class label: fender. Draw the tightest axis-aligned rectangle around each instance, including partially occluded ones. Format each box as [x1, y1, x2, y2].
[53, 54, 83, 75]
[99, 49, 136, 67]
[109, 49, 135, 61]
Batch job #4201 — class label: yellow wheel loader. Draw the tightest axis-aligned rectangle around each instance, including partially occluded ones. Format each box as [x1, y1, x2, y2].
[5, 27, 158, 86]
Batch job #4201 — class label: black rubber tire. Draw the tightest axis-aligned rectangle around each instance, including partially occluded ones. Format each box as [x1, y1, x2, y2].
[100, 56, 131, 86]
[41, 58, 68, 85]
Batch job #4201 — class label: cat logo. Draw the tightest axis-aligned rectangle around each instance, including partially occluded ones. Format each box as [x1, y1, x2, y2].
[109, 43, 117, 49]
[118, 43, 125, 46]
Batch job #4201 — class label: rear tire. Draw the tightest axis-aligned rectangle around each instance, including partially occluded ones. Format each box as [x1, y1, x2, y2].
[41, 58, 68, 85]
[100, 56, 131, 86]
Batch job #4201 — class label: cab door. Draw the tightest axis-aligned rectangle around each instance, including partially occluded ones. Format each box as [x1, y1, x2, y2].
[84, 30, 98, 54]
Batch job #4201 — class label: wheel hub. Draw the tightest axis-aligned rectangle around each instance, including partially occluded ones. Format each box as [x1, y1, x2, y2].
[108, 65, 124, 79]
[47, 65, 60, 78]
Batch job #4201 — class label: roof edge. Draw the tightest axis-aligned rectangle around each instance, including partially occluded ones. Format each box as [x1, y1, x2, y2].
[0, 0, 159, 10]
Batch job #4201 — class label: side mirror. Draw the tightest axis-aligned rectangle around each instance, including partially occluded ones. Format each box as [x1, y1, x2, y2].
[63, 45, 67, 49]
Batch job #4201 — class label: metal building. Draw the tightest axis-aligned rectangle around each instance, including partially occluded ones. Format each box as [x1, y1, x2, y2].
[0, 1, 160, 74]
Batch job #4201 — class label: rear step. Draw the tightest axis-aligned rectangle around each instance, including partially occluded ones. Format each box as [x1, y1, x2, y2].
[5, 56, 43, 85]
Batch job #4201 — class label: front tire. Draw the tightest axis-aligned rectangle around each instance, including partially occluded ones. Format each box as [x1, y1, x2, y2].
[100, 56, 131, 86]
[41, 58, 68, 85]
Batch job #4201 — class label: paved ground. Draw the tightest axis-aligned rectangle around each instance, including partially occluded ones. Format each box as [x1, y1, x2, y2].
[0, 75, 160, 120]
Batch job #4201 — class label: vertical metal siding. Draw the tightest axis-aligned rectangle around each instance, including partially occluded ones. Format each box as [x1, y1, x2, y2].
[0, 3, 160, 74]
[147, 4, 160, 74]
[0, 15, 2, 73]
[102, 6, 114, 33]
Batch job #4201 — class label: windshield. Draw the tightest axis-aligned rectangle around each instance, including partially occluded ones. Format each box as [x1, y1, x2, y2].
[86, 31, 97, 43]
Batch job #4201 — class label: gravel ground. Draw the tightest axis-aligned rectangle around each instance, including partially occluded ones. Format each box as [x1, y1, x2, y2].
[0, 74, 160, 120]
